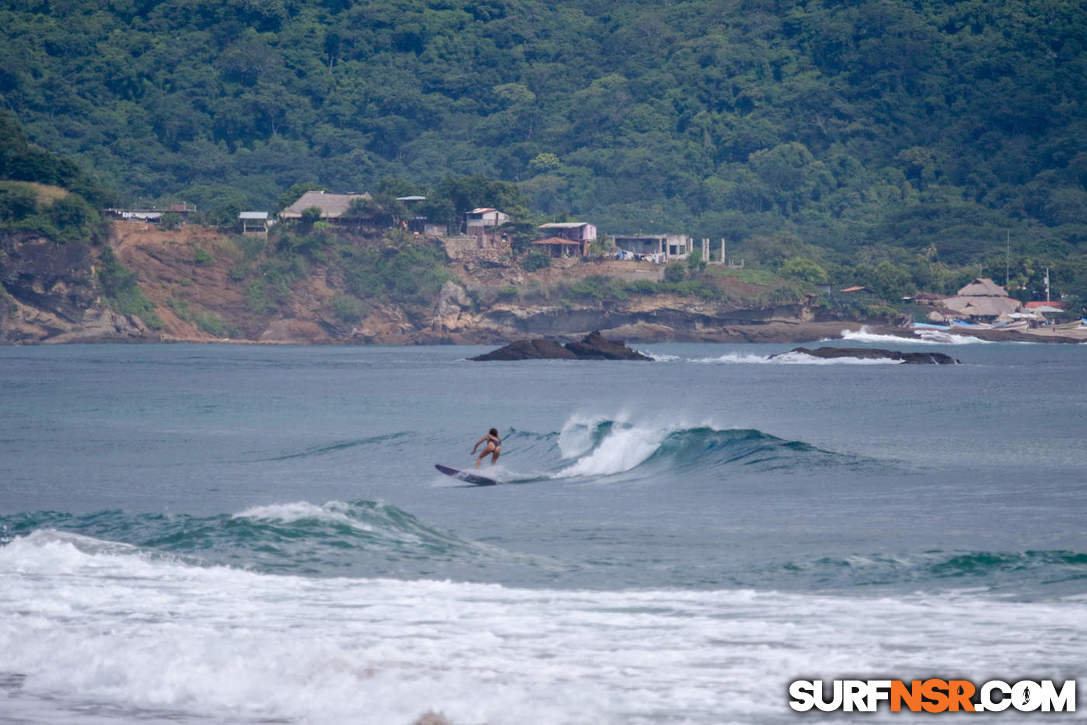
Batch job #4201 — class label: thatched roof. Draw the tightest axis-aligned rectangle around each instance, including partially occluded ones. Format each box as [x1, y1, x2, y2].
[957, 277, 1007, 297]
[279, 190, 371, 219]
[942, 295, 1021, 317]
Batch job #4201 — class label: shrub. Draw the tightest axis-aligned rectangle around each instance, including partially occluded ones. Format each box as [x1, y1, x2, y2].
[49, 194, 95, 230]
[522, 249, 550, 271]
[626, 279, 658, 295]
[340, 240, 450, 306]
[165, 298, 192, 321]
[246, 280, 273, 313]
[0, 185, 38, 221]
[331, 293, 364, 323]
[97, 248, 162, 329]
[195, 311, 228, 337]
[781, 256, 828, 285]
[664, 262, 687, 283]
[238, 234, 266, 261]
[193, 248, 215, 265]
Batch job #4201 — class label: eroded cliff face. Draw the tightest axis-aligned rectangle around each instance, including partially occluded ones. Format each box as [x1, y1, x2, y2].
[0, 230, 146, 343]
[427, 279, 830, 343]
[1, 222, 841, 345]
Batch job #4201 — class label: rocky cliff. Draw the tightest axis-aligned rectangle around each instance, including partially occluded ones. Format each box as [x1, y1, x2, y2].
[0, 230, 147, 343]
[0, 222, 876, 345]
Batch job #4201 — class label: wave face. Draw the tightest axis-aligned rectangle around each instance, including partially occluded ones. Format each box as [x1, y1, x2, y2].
[0, 501, 512, 577]
[749, 549, 1087, 594]
[550, 418, 866, 478]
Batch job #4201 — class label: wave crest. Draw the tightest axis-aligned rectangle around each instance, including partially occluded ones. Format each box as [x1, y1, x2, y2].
[554, 419, 861, 478]
[0, 500, 489, 576]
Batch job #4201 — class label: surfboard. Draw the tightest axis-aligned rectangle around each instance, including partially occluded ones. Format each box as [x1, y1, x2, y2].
[435, 464, 499, 486]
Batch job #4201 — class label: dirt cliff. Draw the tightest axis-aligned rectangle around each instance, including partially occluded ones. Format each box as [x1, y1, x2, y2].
[1, 222, 872, 345]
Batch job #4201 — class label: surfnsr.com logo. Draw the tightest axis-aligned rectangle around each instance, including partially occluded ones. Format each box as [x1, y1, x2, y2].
[789, 679, 1076, 713]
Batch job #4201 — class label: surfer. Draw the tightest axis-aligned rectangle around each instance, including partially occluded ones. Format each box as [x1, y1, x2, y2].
[471, 428, 501, 467]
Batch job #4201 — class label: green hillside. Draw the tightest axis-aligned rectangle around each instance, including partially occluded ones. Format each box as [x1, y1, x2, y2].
[1, 0, 1086, 305]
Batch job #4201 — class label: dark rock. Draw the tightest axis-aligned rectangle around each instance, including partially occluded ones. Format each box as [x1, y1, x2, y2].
[0, 231, 97, 322]
[563, 330, 652, 360]
[471, 330, 651, 361]
[782, 346, 959, 365]
[470, 337, 576, 361]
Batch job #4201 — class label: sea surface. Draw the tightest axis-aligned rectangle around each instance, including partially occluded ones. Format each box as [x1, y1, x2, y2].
[1, 333, 1085, 724]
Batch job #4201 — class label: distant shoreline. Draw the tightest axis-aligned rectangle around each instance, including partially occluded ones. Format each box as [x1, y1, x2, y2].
[8, 320, 1084, 346]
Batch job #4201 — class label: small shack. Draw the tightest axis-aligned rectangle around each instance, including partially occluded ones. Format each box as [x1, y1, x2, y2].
[466, 208, 509, 238]
[538, 222, 597, 244]
[239, 211, 269, 236]
[396, 196, 445, 235]
[533, 237, 587, 258]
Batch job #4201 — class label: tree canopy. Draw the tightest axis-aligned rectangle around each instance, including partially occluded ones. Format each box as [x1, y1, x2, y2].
[2, 0, 1086, 304]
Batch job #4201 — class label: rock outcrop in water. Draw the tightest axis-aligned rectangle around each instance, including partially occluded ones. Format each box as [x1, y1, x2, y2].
[779, 346, 959, 364]
[471, 330, 651, 361]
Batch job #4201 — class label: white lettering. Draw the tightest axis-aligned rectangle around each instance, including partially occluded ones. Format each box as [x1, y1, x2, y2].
[1013, 681, 1043, 712]
[814, 680, 843, 712]
[867, 680, 892, 711]
[981, 680, 1012, 712]
[1040, 680, 1076, 712]
[789, 680, 815, 712]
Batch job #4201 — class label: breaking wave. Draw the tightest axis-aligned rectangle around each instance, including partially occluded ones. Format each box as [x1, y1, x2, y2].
[0, 500, 511, 577]
[690, 351, 904, 365]
[552, 418, 866, 478]
[838, 326, 992, 345]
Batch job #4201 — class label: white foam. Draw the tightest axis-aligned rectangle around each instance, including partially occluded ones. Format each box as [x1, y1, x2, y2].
[1, 533, 1083, 724]
[638, 349, 680, 361]
[556, 423, 668, 477]
[691, 351, 902, 365]
[233, 500, 374, 531]
[557, 412, 616, 460]
[837, 326, 991, 345]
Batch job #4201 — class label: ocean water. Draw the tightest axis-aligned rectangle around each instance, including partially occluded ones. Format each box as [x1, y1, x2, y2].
[1, 338, 1085, 724]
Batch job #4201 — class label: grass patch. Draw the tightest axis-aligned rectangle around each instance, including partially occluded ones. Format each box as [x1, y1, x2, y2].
[97, 247, 162, 329]
[709, 267, 779, 286]
[331, 293, 365, 323]
[194, 311, 231, 337]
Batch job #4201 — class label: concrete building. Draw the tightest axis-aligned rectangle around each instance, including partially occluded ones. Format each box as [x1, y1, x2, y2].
[611, 233, 693, 259]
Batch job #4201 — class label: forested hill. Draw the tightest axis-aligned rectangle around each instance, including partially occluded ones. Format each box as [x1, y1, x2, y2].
[2, 0, 1085, 300]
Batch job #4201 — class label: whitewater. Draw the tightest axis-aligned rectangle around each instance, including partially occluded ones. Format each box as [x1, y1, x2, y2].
[1, 341, 1085, 723]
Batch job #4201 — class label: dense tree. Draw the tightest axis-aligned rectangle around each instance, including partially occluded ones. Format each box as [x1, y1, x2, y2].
[2, 0, 1085, 303]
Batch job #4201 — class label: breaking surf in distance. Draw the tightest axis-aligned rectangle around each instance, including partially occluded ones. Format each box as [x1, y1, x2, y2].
[689, 350, 905, 365]
[835, 326, 992, 345]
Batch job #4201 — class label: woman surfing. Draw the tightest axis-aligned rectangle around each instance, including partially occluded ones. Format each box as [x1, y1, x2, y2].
[471, 428, 502, 467]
